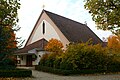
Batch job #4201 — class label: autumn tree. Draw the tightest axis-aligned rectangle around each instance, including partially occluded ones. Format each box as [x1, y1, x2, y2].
[84, 0, 120, 35]
[45, 38, 63, 53]
[0, 0, 20, 61]
[42, 39, 63, 67]
[0, 27, 17, 54]
[107, 35, 120, 52]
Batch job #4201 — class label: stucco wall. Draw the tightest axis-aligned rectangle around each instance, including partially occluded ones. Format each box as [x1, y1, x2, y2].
[32, 51, 46, 65]
[26, 12, 70, 49]
[21, 56, 26, 65]
[17, 55, 26, 66]
[31, 20, 60, 44]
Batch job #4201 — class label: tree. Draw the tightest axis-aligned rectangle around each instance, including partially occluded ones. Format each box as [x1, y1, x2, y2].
[84, 0, 120, 35]
[0, 27, 17, 53]
[40, 38, 63, 67]
[45, 38, 63, 53]
[7, 30, 17, 49]
[0, 0, 20, 61]
[107, 35, 120, 52]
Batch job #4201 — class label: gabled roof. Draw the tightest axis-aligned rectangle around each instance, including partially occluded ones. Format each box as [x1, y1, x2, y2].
[25, 10, 103, 47]
[18, 10, 104, 53]
[16, 38, 47, 53]
[44, 10, 103, 44]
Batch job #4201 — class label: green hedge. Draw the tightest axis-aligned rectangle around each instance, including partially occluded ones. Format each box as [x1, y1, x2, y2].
[40, 43, 120, 72]
[0, 69, 32, 77]
[0, 65, 16, 70]
[39, 42, 120, 75]
[35, 65, 111, 75]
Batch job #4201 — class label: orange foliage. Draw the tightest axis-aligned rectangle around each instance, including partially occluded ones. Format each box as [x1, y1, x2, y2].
[107, 35, 120, 52]
[45, 38, 63, 53]
[7, 31, 17, 49]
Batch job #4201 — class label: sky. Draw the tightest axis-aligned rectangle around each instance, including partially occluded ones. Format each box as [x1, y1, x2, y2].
[17, 0, 112, 46]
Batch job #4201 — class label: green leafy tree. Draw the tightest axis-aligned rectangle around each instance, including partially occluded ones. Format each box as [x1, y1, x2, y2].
[0, 0, 20, 64]
[60, 42, 112, 70]
[84, 0, 120, 35]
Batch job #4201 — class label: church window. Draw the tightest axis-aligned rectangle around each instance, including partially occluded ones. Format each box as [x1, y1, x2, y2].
[43, 21, 45, 34]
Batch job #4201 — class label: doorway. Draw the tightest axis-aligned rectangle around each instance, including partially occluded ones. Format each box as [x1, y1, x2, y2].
[26, 55, 32, 67]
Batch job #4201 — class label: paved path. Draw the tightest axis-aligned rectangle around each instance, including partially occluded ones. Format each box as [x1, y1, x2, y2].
[22, 70, 120, 80]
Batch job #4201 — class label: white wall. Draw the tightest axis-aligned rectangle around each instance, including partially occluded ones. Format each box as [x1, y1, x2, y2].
[16, 51, 48, 66]
[17, 55, 26, 66]
[31, 20, 60, 44]
[21, 56, 26, 65]
[26, 12, 70, 49]
[32, 51, 46, 65]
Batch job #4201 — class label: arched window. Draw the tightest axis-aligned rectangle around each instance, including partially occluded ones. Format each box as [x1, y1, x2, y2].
[43, 21, 45, 34]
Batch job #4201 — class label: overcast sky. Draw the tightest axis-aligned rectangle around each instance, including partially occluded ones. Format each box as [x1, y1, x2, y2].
[17, 0, 112, 46]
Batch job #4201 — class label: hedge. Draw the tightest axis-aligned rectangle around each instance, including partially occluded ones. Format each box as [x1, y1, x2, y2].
[35, 65, 114, 75]
[0, 69, 32, 77]
[0, 65, 16, 70]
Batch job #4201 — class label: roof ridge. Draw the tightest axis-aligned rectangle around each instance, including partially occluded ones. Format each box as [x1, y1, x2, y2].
[44, 10, 86, 26]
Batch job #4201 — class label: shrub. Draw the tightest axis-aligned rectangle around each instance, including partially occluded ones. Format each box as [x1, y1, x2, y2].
[35, 65, 111, 75]
[0, 58, 16, 70]
[45, 53, 56, 67]
[60, 43, 114, 71]
[3, 58, 16, 66]
[39, 53, 49, 66]
[0, 69, 32, 77]
[0, 65, 16, 70]
[0, 58, 16, 67]
[53, 56, 62, 69]
[39, 40, 120, 74]
[59, 43, 84, 70]
[40, 52, 63, 68]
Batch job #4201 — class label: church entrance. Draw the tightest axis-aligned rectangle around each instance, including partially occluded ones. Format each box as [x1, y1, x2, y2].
[26, 55, 32, 67]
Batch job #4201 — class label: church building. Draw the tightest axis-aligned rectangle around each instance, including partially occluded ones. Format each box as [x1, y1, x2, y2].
[15, 10, 104, 67]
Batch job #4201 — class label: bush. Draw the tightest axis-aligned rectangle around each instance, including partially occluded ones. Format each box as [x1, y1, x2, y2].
[107, 61, 120, 72]
[0, 65, 16, 70]
[0, 58, 16, 70]
[39, 41, 120, 74]
[53, 56, 62, 69]
[0, 69, 32, 77]
[39, 53, 49, 66]
[60, 43, 111, 71]
[35, 65, 111, 75]
[35, 65, 76, 75]
[0, 56, 16, 65]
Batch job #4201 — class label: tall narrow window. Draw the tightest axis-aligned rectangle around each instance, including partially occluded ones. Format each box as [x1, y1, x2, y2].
[43, 21, 45, 34]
